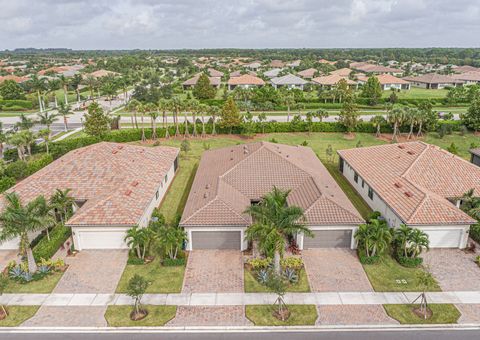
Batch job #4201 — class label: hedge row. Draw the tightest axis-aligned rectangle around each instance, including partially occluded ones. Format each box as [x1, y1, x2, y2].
[4, 153, 53, 179]
[470, 224, 480, 244]
[33, 225, 71, 262]
[0, 99, 33, 109]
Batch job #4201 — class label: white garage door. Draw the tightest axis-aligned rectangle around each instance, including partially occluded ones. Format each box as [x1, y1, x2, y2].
[74, 229, 129, 250]
[421, 229, 463, 248]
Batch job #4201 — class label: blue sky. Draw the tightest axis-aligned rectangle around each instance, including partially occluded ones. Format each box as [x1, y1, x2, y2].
[1, 0, 480, 50]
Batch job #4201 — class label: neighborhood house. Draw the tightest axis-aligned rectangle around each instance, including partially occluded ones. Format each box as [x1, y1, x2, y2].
[0, 142, 179, 251]
[180, 142, 364, 251]
[338, 142, 479, 248]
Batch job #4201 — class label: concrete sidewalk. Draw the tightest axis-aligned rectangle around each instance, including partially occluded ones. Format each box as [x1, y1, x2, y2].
[1, 291, 480, 307]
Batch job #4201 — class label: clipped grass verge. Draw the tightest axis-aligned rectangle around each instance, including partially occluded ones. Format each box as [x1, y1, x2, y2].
[384, 304, 460, 324]
[0, 306, 40, 327]
[246, 305, 317, 326]
[105, 305, 177, 327]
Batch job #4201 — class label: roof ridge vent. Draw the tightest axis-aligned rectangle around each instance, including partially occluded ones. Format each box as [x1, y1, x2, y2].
[394, 182, 402, 188]
[407, 150, 416, 155]
[398, 145, 406, 149]
[112, 150, 118, 154]
[125, 189, 132, 196]
[404, 191, 414, 197]
[131, 180, 139, 187]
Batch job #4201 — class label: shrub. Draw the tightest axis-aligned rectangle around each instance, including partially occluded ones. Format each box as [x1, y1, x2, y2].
[32, 225, 71, 262]
[470, 224, 480, 244]
[248, 257, 272, 270]
[280, 257, 303, 270]
[0, 176, 15, 193]
[358, 248, 380, 265]
[127, 256, 146, 265]
[162, 258, 185, 266]
[394, 249, 423, 268]
[282, 268, 298, 284]
[4, 160, 29, 179]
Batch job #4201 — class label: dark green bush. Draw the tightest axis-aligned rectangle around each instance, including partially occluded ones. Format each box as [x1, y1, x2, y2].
[0, 176, 16, 193]
[470, 224, 480, 244]
[32, 225, 71, 262]
[4, 160, 29, 180]
[0, 99, 33, 109]
[357, 248, 380, 264]
[394, 249, 423, 268]
[162, 258, 185, 266]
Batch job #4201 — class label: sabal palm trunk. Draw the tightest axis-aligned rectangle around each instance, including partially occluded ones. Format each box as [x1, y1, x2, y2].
[192, 112, 197, 137]
[417, 122, 423, 137]
[184, 111, 189, 138]
[175, 110, 180, 137]
[141, 113, 146, 142]
[64, 86, 69, 105]
[38, 91, 43, 113]
[408, 122, 414, 140]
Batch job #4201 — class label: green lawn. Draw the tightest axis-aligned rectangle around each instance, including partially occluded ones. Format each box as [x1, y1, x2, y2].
[381, 87, 448, 100]
[246, 305, 318, 326]
[0, 306, 40, 327]
[424, 132, 479, 159]
[244, 268, 310, 293]
[362, 254, 441, 292]
[384, 304, 460, 324]
[4, 271, 64, 293]
[0, 111, 36, 117]
[104, 305, 176, 327]
[115, 258, 185, 294]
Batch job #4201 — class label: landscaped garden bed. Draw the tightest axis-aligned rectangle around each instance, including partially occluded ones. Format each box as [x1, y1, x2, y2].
[104, 305, 177, 327]
[246, 305, 317, 326]
[244, 257, 310, 293]
[384, 304, 460, 324]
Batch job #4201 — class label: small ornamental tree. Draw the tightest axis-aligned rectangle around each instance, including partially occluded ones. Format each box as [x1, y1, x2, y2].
[84, 102, 111, 137]
[180, 139, 191, 157]
[0, 80, 26, 100]
[411, 270, 436, 319]
[220, 97, 242, 134]
[126, 274, 149, 321]
[338, 92, 359, 135]
[266, 272, 289, 321]
[462, 97, 480, 133]
[361, 76, 382, 106]
[193, 73, 216, 99]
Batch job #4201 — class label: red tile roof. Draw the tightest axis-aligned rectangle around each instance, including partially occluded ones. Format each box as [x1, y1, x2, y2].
[181, 142, 363, 227]
[403, 73, 463, 85]
[2, 142, 179, 227]
[183, 73, 221, 86]
[376, 74, 410, 85]
[0, 75, 29, 84]
[338, 142, 478, 226]
[312, 74, 357, 86]
[227, 74, 265, 86]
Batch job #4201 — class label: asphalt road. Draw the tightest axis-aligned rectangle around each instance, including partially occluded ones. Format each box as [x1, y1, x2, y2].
[1, 329, 480, 340]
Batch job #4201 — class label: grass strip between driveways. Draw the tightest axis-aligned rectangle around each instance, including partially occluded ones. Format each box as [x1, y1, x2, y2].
[0, 306, 40, 327]
[362, 255, 441, 292]
[105, 305, 177, 327]
[383, 304, 460, 324]
[116, 258, 185, 294]
[244, 268, 310, 293]
[4, 271, 64, 294]
[246, 305, 317, 326]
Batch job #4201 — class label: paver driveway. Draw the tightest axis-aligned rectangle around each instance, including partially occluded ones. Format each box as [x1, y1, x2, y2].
[182, 250, 243, 293]
[0, 250, 17, 271]
[316, 305, 397, 325]
[54, 249, 128, 293]
[422, 249, 480, 291]
[302, 249, 373, 292]
[456, 304, 480, 324]
[23, 250, 128, 327]
[167, 306, 252, 326]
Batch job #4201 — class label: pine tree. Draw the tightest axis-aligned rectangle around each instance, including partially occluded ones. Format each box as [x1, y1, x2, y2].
[84, 102, 111, 137]
[193, 73, 216, 99]
[361, 76, 382, 106]
[220, 97, 242, 134]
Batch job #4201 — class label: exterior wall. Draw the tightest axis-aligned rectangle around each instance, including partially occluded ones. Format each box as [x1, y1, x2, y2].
[296, 225, 358, 250]
[228, 84, 261, 91]
[381, 83, 402, 91]
[184, 226, 248, 251]
[410, 81, 428, 89]
[341, 158, 402, 227]
[138, 160, 177, 228]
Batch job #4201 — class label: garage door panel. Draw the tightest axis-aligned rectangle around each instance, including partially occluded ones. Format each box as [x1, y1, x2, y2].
[421, 229, 462, 248]
[76, 230, 129, 250]
[191, 231, 241, 250]
[303, 230, 352, 248]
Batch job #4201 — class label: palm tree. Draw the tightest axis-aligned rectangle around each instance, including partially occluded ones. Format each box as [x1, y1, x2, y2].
[16, 114, 34, 130]
[281, 92, 296, 123]
[156, 226, 187, 260]
[199, 103, 208, 138]
[189, 99, 199, 137]
[171, 97, 182, 137]
[37, 110, 58, 132]
[83, 75, 98, 101]
[387, 107, 406, 142]
[354, 223, 373, 257]
[126, 99, 140, 129]
[371, 115, 387, 138]
[22, 131, 35, 157]
[461, 189, 480, 220]
[38, 128, 51, 154]
[406, 108, 420, 140]
[208, 105, 220, 136]
[57, 102, 73, 132]
[30, 75, 46, 113]
[147, 104, 159, 140]
[47, 79, 61, 108]
[138, 103, 148, 142]
[394, 224, 412, 258]
[367, 219, 392, 257]
[49, 188, 75, 224]
[0, 193, 50, 273]
[183, 100, 191, 138]
[158, 99, 170, 139]
[34, 195, 56, 241]
[58, 75, 70, 106]
[0, 123, 6, 158]
[408, 229, 429, 258]
[124, 226, 145, 260]
[7, 132, 27, 161]
[244, 187, 312, 274]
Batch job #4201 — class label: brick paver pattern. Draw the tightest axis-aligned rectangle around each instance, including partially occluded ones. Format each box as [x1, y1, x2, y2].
[456, 304, 480, 324]
[302, 249, 373, 292]
[316, 305, 398, 325]
[182, 250, 244, 293]
[54, 250, 128, 294]
[22, 306, 107, 327]
[167, 306, 252, 326]
[422, 249, 480, 291]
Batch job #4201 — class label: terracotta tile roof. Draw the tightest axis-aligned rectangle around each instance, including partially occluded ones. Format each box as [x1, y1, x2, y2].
[227, 74, 265, 86]
[87, 69, 120, 79]
[263, 68, 283, 78]
[181, 142, 364, 227]
[0, 75, 29, 83]
[2, 142, 179, 227]
[338, 142, 478, 226]
[452, 72, 480, 82]
[453, 65, 480, 73]
[376, 74, 410, 85]
[297, 68, 317, 79]
[312, 74, 357, 86]
[330, 68, 352, 77]
[182, 73, 221, 86]
[403, 73, 463, 85]
[270, 60, 285, 68]
[351, 63, 402, 74]
[207, 68, 224, 77]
